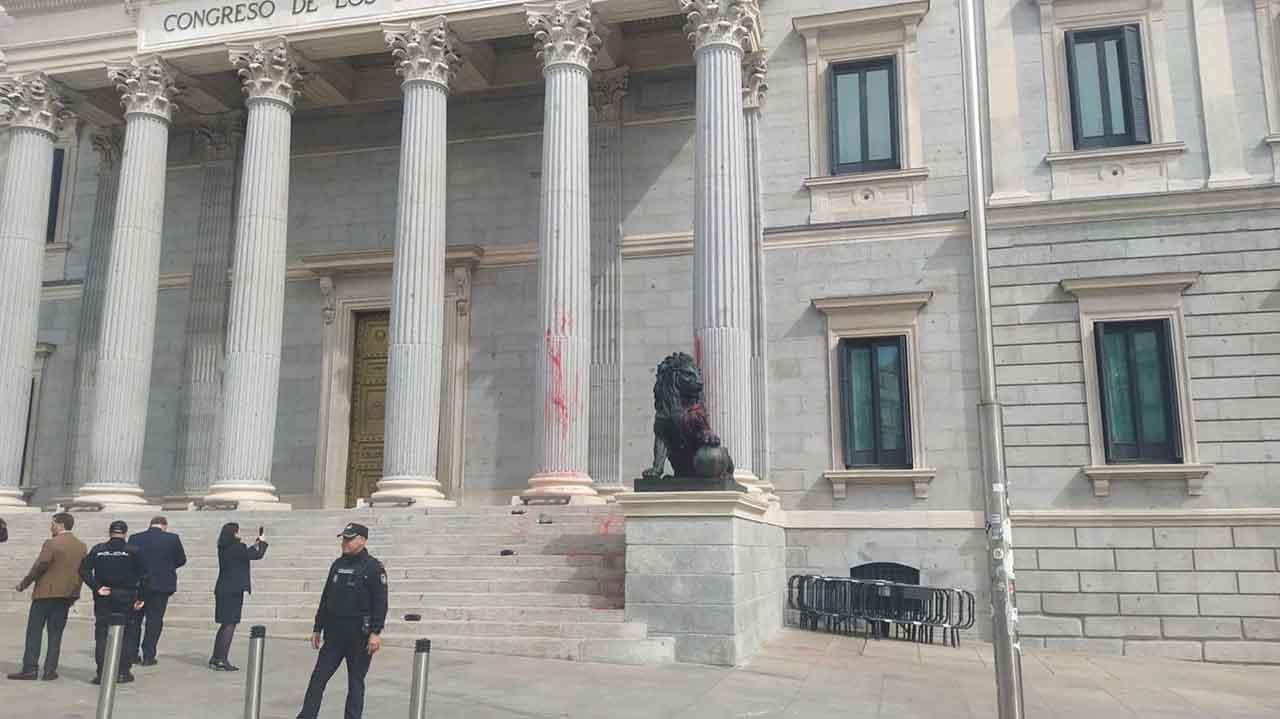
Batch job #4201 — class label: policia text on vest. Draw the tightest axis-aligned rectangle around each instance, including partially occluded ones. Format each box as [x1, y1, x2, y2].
[296, 522, 387, 719]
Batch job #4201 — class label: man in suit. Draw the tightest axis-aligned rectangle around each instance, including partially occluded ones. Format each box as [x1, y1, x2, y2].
[8, 512, 87, 681]
[129, 516, 186, 666]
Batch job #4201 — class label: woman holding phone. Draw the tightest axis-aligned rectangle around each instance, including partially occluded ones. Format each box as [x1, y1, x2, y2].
[210, 522, 267, 670]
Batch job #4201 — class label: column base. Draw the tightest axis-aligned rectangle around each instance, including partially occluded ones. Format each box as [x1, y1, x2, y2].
[371, 476, 456, 507]
[520, 472, 606, 505]
[72, 484, 158, 512]
[0, 489, 39, 512]
[732, 470, 780, 505]
[594, 484, 630, 503]
[203, 482, 292, 511]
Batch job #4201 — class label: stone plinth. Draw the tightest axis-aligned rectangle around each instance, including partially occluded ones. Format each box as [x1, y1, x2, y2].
[617, 491, 784, 665]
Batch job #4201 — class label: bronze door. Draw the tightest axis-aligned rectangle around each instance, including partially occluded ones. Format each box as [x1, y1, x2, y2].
[346, 311, 390, 507]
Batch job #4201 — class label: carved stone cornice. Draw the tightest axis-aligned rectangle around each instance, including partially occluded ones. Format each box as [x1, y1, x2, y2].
[527, 0, 600, 72]
[107, 56, 179, 122]
[384, 17, 462, 90]
[742, 51, 767, 110]
[195, 112, 244, 164]
[91, 127, 124, 173]
[228, 37, 305, 108]
[0, 72, 74, 136]
[590, 66, 629, 123]
[679, 0, 761, 53]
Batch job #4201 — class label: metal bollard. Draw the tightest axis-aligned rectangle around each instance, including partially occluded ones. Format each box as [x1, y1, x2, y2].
[96, 613, 127, 719]
[243, 626, 267, 719]
[408, 638, 431, 719]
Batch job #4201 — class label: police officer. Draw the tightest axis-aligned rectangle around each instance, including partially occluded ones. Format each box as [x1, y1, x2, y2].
[78, 520, 148, 685]
[297, 522, 387, 719]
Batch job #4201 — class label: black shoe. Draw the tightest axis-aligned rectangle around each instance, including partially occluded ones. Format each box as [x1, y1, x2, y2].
[117, 672, 135, 684]
[5, 671, 37, 681]
[41, 671, 57, 681]
[140, 657, 158, 667]
[91, 675, 101, 685]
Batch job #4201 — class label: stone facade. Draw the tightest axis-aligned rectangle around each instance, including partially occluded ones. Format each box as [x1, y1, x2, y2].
[0, 0, 1278, 663]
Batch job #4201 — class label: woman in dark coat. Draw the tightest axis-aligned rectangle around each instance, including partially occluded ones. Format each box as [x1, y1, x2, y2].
[210, 522, 267, 670]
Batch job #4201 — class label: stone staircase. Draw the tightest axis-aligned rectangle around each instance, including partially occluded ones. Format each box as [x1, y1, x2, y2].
[0, 505, 674, 665]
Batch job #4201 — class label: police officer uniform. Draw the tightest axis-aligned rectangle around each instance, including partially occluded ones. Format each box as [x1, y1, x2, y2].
[78, 520, 148, 684]
[297, 523, 388, 719]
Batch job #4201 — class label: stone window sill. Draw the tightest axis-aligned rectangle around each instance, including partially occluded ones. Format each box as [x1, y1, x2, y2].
[1044, 141, 1186, 166]
[1082, 464, 1212, 497]
[825, 468, 936, 500]
[803, 167, 930, 223]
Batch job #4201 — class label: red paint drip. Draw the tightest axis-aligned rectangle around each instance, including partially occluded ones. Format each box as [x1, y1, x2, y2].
[693, 334, 703, 368]
[545, 328, 570, 435]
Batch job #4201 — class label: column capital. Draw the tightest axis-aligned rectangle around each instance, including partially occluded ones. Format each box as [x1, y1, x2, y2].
[384, 17, 462, 91]
[107, 56, 180, 122]
[0, 72, 75, 136]
[678, 0, 760, 53]
[527, 0, 600, 72]
[91, 127, 124, 173]
[742, 50, 767, 110]
[229, 37, 304, 108]
[195, 112, 244, 164]
[590, 66, 629, 123]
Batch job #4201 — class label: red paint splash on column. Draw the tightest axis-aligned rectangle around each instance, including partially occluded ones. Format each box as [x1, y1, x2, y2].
[545, 307, 574, 437]
[693, 334, 703, 368]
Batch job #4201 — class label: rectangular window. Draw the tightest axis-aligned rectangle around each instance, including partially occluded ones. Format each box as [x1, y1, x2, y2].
[838, 336, 911, 468]
[1094, 319, 1181, 464]
[830, 57, 899, 174]
[45, 147, 65, 245]
[1065, 26, 1151, 149]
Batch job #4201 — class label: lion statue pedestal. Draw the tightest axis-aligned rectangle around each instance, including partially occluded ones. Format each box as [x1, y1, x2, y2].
[634, 352, 747, 493]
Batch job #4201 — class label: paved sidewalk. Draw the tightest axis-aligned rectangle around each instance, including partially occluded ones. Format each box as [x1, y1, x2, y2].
[1, 618, 1277, 718]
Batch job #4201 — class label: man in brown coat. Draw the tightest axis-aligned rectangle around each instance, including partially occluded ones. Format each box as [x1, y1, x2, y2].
[8, 512, 88, 681]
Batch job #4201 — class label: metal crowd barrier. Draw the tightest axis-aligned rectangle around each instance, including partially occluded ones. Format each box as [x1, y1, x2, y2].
[786, 575, 976, 647]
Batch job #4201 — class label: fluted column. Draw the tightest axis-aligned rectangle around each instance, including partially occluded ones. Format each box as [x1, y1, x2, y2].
[206, 38, 301, 509]
[522, 0, 603, 504]
[742, 51, 776, 504]
[374, 18, 461, 506]
[680, 0, 760, 491]
[0, 74, 72, 510]
[171, 115, 242, 505]
[78, 57, 178, 508]
[588, 67, 627, 501]
[64, 130, 122, 493]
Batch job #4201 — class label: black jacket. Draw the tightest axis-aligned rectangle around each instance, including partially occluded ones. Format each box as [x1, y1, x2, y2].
[129, 527, 187, 594]
[79, 537, 148, 613]
[214, 539, 268, 595]
[313, 549, 388, 635]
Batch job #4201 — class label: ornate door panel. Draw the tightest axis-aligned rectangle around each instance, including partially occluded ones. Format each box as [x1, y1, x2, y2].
[346, 311, 389, 507]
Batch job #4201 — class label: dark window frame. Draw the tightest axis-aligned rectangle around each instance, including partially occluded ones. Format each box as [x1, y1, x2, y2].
[837, 335, 912, 469]
[45, 147, 66, 245]
[829, 56, 901, 175]
[1094, 318, 1183, 465]
[1064, 25, 1152, 150]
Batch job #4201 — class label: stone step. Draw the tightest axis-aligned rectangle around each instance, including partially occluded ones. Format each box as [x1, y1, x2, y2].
[0, 553, 620, 570]
[0, 565, 623, 583]
[154, 604, 627, 623]
[0, 590, 621, 609]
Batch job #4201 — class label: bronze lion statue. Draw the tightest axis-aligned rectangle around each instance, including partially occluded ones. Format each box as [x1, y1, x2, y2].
[639, 352, 736, 489]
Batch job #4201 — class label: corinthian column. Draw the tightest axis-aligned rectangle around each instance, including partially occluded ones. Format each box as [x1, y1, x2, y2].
[171, 115, 241, 505]
[374, 18, 461, 506]
[588, 67, 627, 501]
[522, 0, 603, 504]
[742, 51, 776, 504]
[64, 130, 122, 493]
[0, 74, 72, 510]
[205, 38, 301, 510]
[77, 57, 177, 509]
[679, 0, 761, 491]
